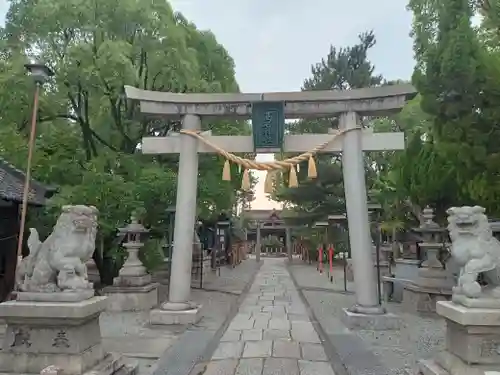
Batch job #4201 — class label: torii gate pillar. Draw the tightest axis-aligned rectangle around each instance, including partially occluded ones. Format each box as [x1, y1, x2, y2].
[150, 114, 203, 325]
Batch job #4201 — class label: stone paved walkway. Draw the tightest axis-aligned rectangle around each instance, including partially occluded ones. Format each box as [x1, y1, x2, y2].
[203, 258, 336, 375]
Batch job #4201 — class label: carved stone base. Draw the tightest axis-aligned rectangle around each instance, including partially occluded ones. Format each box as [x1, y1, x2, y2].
[438, 301, 500, 366]
[402, 283, 452, 313]
[416, 268, 455, 290]
[393, 259, 420, 302]
[150, 305, 202, 325]
[16, 290, 95, 303]
[418, 352, 498, 375]
[103, 283, 159, 312]
[418, 301, 500, 374]
[0, 297, 136, 375]
[341, 308, 401, 330]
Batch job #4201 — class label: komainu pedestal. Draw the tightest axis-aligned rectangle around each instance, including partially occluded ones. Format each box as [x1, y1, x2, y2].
[0, 297, 135, 375]
[418, 301, 500, 375]
[1, 205, 137, 375]
[418, 206, 500, 374]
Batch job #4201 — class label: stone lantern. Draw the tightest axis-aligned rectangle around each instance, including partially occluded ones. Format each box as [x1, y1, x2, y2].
[114, 214, 149, 282]
[103, 214, 159, 311]
[415, 207, 446, 275]
[402, 207, 454, 313]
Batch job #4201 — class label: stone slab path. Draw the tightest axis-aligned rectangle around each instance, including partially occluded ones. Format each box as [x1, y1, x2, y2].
[203, 258, 336, 375]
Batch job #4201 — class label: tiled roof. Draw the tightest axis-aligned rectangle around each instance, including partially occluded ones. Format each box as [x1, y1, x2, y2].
[0, 157, 55, 206]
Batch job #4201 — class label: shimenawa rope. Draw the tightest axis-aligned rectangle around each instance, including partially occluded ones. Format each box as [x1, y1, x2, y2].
[179, 127, 362, 192]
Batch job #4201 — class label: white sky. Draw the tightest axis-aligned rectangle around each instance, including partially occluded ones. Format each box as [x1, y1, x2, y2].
[0, 0, 416, 210]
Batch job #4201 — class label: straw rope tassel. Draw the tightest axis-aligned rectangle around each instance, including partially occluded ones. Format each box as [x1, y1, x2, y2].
[241, 169, 251, 191]
[289, 165, 298, 188]
[222, 159, 231, 181]
[178, 127, 361, 189]
[308, 155, 317, 179]
[264, 171, 274, 194]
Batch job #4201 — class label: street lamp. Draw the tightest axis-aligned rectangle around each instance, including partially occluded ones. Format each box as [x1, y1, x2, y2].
[367, 197, 383, 305]
[164, 206, 176, 258]
[214, 220, 231, 274]
[17, 63, 54, 260]
[328, 214, 349, 291]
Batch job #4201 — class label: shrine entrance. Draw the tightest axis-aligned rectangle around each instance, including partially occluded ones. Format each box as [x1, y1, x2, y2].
[244, 209, 291, 258]
[126, 84, 416, 326]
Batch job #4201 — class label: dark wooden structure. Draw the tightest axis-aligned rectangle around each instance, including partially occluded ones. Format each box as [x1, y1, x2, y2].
[0, 157, 54, 301]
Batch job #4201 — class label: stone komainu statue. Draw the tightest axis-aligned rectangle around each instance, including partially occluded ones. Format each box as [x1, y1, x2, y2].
[17, 205, 98, 293]
[447, 205, 500, 302]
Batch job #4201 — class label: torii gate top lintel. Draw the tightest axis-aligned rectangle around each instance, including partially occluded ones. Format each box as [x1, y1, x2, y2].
[124, 84, 417, 119]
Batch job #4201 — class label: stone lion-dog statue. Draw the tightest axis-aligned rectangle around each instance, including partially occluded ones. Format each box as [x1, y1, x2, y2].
[447, 205, 500, 306]
[17, 205, 98, 293]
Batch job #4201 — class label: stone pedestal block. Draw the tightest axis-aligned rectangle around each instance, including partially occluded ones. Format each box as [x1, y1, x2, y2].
[417, 268, 455, 289]
[393, 258, 420, 302]
[103, 283, 159, 312]
[150, 305, 202, 325]
[418, 301, 500, 375]
[104, 257, 159, 311]
[402, 283, 452, 313]
[341, 308, 401, 330]
[401, 266, 454, 313]
[0, 296, 136, 375]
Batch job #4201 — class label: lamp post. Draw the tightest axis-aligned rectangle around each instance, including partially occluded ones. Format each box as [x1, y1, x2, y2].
[165, 206, 176, 259]
[328, 214, 348, 291]
[17, 63, 54, 260]
[214, 220, 230, 275]
[367, 199, 383, 306]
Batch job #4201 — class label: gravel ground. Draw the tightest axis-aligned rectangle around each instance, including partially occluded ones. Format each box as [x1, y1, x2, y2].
[289, 261, 446, 375]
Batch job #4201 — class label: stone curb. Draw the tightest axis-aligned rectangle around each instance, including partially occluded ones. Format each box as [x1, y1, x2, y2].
[152, 260, 262, 375]
[286, 261, 350, 375]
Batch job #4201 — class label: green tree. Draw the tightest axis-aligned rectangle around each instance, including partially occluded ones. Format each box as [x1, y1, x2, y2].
[0, 0, 249, 280]
[274, 31, 382, 225]
[409, 0, 500, 217]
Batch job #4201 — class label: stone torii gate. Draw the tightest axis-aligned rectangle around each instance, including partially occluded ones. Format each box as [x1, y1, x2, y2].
[125, 84, 416, 328]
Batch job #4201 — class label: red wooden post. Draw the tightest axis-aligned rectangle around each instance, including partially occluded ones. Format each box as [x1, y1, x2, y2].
[328, 244, 334, 282]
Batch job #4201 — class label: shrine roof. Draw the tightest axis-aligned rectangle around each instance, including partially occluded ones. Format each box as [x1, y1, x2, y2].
[243, 209, 282, 221]
[0, 157, 56, 206]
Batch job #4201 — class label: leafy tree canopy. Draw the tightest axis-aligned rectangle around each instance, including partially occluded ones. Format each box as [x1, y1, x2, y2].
[275, 31, 383, 226]
[0, 0, 251, 276]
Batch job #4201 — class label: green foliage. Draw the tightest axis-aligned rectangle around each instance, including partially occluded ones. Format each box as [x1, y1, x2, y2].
[0, 0, 249, 279]
[274, 31, 382, 226]
[407, 0, 500, 218]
